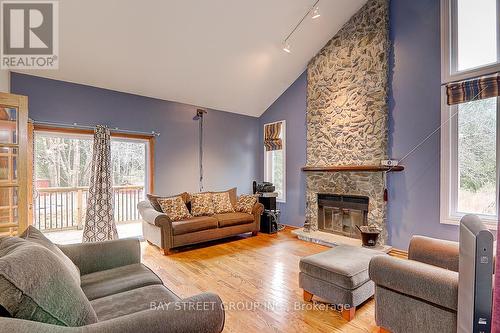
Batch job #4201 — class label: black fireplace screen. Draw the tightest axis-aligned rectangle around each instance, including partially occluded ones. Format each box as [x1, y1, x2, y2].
[317, 194, 369, 238]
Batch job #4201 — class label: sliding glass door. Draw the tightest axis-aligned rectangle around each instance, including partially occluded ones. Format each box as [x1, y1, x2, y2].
[33, 130, 151, 242]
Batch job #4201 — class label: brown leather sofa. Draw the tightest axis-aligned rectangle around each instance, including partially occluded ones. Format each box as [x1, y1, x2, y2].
[138, 193, 264, 255]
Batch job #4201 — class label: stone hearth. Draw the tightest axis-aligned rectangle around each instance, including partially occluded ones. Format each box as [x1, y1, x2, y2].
[291, 228, 392, 253]
[304, 0, 389, 244]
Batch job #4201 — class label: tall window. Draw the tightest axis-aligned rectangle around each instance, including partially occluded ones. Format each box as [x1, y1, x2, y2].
[442, 0, 500, 82]
[263, 121, 286, 202]
[441, 0, 500, 227]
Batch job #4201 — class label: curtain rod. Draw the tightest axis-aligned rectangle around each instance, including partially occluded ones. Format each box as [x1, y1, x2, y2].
[31, 120, 160, 137]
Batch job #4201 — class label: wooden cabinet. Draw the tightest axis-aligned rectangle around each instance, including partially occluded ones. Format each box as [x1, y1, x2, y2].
[0, 93, 28, 235]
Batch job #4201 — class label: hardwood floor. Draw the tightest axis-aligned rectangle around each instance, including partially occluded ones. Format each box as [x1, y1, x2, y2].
[141, 227, 382, 333]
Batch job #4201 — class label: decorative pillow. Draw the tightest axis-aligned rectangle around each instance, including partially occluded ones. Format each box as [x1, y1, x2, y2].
[157, 196, 192, 221]
[147, 192, 189, 212]
[212, 188, 237, 208]
[235, 194, 258, 214]
[212, 191, 235, 214]
[0, 237, 98, 326]
[20, 226, 81, 285]
[190, 192, 215, 216]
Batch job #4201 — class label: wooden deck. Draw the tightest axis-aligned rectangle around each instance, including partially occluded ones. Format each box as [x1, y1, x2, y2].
[44, 221, 142, 244]
[141, 227, 391, 333]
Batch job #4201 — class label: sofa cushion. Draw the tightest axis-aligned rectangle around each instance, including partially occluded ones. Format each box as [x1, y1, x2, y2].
[91, 285, 180, 321]
[172, 216, 218, 236]
[0, 236, 97, 326]
[157, 195, 192, 221]
[212, 188, 237, 208]
[147, 192, 190, 212]
[299, 245, 386, 290]
[215, 212, 254, 228]
[213, 191, 235, 214]
[81, 263, 162, 301]
[20, 226, 81, 285]
[235, 194, 257, 214]
[190, 192, 215, 216]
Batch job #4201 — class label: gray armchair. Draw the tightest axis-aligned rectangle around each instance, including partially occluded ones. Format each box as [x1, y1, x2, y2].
[369, 236, 459, 333]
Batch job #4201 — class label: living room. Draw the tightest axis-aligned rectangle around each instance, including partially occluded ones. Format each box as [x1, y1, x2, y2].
[0, 0, 499, 332]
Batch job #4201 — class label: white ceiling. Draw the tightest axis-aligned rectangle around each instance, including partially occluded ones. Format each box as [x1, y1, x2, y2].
[16, 0, 366, 117]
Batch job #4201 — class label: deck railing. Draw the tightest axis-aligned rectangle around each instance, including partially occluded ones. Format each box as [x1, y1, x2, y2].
[34, 185, 144, 231]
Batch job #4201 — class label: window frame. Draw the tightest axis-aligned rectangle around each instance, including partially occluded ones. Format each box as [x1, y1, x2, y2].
[440, 0, 500, 228]
[441, 0, 500, 84]
[109, 135, 152, 194]
[263, 120, 286, 203]
[440, 91, 500, 228]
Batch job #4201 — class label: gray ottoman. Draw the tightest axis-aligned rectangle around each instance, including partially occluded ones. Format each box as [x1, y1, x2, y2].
[299, 245, 386, 321]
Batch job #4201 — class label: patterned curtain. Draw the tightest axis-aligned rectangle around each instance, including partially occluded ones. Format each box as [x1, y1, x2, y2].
[82, 126, 118, 242]
[264, 122, 283, 151]
[446, 73, 499, 105]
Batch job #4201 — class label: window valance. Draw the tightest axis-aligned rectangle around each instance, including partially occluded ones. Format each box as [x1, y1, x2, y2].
[446, 73, 499, 105]
[264, 122, 282, 151]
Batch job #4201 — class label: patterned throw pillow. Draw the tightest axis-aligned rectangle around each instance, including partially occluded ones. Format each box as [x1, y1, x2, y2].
[190, 192, 215, 216]
[212, 191, 235, 214]
[213, 188, 237, 207]
[157, 196, 192, 221]
[147, 192, 189, 212]
[235, 194, 258, 214]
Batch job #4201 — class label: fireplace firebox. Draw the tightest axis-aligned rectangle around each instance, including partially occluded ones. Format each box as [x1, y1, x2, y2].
[317, 194, 369, 238]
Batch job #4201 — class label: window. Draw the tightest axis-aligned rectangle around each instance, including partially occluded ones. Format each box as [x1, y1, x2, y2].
[441, 0, 500, 82]
[263, 121, 286, 202]
[441, 0, 500, 227]
[33, 130, 151, 234]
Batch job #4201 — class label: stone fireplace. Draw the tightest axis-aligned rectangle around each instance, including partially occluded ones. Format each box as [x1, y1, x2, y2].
[317, 194, 369, 238]
[303, 0, 390, 244]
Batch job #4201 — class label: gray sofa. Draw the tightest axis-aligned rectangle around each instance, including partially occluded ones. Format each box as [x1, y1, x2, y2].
[0, 232, 225, 333]
[369, 236, 459, 333]
[139, 196, 264, 255]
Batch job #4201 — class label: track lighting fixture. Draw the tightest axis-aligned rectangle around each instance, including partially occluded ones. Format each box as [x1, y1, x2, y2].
[283, 40, 291, 53]
[281, 0, 321, 53]
[311, 6, 320, 19]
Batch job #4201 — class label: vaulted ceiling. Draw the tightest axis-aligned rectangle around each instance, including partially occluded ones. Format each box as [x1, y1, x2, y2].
[16, 0, 367, 117]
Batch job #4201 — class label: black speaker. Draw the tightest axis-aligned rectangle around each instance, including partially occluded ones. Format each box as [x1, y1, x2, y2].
[258, 196, 276, 211]
[260, 213, 278, 234]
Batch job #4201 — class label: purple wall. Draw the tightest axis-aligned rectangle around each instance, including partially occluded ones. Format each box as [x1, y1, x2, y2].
[258, 72, 307, 227]
[387, 0, 458, 250]
[12, 73, 260, 196]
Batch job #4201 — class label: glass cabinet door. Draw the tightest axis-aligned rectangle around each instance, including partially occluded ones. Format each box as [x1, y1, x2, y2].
[0, 93, 28, 236]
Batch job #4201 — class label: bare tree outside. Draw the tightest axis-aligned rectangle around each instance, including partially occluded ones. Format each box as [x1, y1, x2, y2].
[457, 97, 497, 215]
[35, 135, 146, 187]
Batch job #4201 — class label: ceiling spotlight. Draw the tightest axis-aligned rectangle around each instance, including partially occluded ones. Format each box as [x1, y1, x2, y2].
[311, 6, 320, 19]
[283, 40, 291, 53]
[281, 0, 320, 54]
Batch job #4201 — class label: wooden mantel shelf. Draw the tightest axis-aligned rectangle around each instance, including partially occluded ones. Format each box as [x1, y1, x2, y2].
[301, 165, 404, 172]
